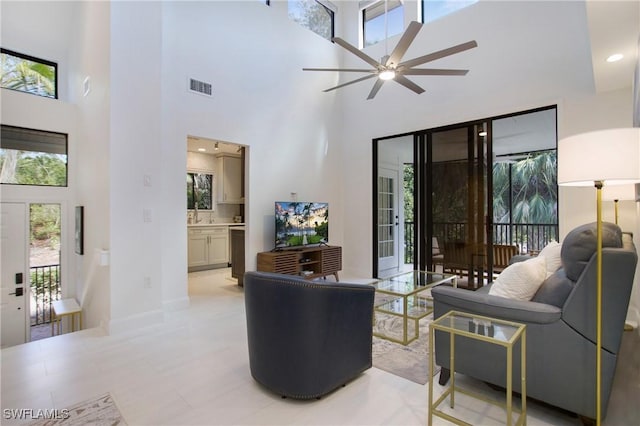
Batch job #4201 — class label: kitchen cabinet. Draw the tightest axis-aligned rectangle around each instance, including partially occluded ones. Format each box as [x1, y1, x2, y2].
[216, 154, 243, 204]
[188, 226, 229, 270]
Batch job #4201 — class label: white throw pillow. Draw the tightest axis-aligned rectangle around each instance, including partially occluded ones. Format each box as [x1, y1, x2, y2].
[489, 256, 547, 301]
[538, 241, 562, 276]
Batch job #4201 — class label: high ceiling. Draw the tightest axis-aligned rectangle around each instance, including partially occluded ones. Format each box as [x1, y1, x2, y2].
[2, 0, 637, 119]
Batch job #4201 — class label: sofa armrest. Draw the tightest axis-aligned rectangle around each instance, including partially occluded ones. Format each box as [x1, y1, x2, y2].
[431, 285, 561, 324]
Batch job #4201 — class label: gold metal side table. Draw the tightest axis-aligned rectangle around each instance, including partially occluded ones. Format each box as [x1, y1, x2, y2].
[428, 310, 526, 426]
[51, 298, 82, 335]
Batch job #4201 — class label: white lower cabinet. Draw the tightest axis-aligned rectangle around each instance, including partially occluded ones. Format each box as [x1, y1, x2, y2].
[188, 227, 229, 269]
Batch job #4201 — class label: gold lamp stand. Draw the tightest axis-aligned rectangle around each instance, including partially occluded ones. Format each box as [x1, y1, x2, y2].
[594, 181, 603, 426]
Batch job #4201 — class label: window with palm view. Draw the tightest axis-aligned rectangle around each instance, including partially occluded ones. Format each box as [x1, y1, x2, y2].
[1, 48, 57, 99]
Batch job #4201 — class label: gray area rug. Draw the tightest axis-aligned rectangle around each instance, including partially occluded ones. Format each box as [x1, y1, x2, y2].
[29, 393, 126, 426]
[372, 305, 439, 385]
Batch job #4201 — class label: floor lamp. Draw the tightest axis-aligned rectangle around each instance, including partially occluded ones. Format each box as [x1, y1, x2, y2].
[558, 128, 640, 425]
[603, 184, 637, 332]
[602, 183, 636, 225]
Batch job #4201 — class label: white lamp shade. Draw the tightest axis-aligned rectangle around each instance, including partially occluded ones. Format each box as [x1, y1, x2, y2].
[602, 184, 637, 201]
[558, 128, 640, 187]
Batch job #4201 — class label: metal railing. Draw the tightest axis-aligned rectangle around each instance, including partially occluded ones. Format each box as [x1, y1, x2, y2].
[30, 264, 61, 326]
[404, 222, 558, 264]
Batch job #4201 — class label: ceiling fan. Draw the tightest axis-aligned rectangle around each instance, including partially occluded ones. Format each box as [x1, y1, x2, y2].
[303, 20, 477, 100]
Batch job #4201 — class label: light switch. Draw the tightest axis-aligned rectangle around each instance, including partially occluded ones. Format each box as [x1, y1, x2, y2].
[143, 208, 153, 223]
[143, 175, 152, 187]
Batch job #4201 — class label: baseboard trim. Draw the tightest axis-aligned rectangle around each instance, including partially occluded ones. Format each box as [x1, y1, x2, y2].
[163, 296, 190, 312]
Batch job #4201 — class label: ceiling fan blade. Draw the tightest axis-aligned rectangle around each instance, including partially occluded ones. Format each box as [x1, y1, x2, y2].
[393, 75, 425, 95]
[367, 79, 385, 100]
[386, 21, 423, 67]
[303, 68, 377, 73]
[323, 74, 378, 93]
[402, 68, 469, 76]
[333, 37, 382, 69]
[398, 40, 478, 69]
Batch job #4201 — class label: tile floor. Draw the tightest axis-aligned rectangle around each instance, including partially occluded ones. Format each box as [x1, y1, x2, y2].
[0, 268, 637, 425]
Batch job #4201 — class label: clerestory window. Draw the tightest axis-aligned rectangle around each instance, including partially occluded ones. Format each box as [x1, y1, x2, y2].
[362, 0, 405, 48]
[288, 0, 336, 41]
[0, 125, 68, 187]
[422, 0, 477, 24]
[1, 48, 57, 99]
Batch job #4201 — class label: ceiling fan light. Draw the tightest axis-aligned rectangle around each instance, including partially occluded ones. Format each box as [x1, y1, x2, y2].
[379, 70, 396, 80]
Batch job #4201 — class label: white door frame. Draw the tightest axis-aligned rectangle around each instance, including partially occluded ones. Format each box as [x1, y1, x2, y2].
[378, 167, 401, 277]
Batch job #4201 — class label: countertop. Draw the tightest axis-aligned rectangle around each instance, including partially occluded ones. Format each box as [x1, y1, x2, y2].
[187, 223, 244, 227]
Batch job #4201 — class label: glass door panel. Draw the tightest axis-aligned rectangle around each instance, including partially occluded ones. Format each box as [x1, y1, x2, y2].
[375, 135, 414, 278]
[429, 123, 488, 289]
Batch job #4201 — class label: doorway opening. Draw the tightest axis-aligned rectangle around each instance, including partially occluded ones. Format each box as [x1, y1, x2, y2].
[29, 203, 61, 341]
[186, 136, 247, 292]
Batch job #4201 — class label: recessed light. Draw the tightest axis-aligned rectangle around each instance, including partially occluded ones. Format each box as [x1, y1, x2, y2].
[606, 53, 624, 63]
[197, 148, 206, 152]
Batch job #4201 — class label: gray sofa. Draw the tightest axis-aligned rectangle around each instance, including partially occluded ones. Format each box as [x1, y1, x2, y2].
[431, 222, 637, 420]
[244, 271, 375, 399]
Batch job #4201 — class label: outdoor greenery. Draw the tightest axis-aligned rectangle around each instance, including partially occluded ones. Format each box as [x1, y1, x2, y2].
[403, 164, 414, 223]
[493, 150, 557, 224]
[187, 173, 213, 210]
[30, 204, 61, 244]
[1, 50, 56, 98]
[0, 150, 67, 186]
[401, 150, 557, 257]
[288, 0, 333, 41]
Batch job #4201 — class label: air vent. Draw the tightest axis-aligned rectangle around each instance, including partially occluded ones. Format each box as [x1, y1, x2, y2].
[188, 78, 212, 97]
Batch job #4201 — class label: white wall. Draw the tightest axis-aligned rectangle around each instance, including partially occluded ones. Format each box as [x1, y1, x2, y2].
[68, 0, 112, 331]
[160, 0, 344, 284]
[107, 1, 165, 332]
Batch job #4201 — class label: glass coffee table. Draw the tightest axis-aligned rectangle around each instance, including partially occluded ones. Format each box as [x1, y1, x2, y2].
[373, 270, 457, 345]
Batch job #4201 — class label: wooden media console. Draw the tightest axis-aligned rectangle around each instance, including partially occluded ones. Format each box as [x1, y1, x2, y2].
[257, 245, 342, 281]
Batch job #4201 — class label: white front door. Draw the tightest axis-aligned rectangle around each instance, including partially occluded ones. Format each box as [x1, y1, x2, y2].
[378, 168, 401, 277]
[1, 202, 28, 348]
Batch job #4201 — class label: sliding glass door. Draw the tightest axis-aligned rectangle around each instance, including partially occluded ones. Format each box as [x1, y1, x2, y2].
[423, 122, 489, 289]
[372, 106, 558, 285]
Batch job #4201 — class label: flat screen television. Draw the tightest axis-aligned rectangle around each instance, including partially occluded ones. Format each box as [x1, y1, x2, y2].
[275, 201, 328, 249]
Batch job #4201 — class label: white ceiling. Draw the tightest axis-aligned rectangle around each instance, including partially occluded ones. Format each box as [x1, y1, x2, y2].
[586, 0, 640, 93]
[2, 0, 637, 138]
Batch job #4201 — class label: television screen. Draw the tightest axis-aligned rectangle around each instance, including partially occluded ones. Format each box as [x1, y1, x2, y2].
[275, 202, 328, 248]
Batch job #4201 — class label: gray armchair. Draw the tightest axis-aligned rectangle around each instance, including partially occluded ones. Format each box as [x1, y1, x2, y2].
[431, 222, 637, 420]
[244, 271, 375, 399]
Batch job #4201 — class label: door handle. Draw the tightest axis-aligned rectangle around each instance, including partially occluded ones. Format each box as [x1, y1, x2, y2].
[9, 287, 23, 297]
